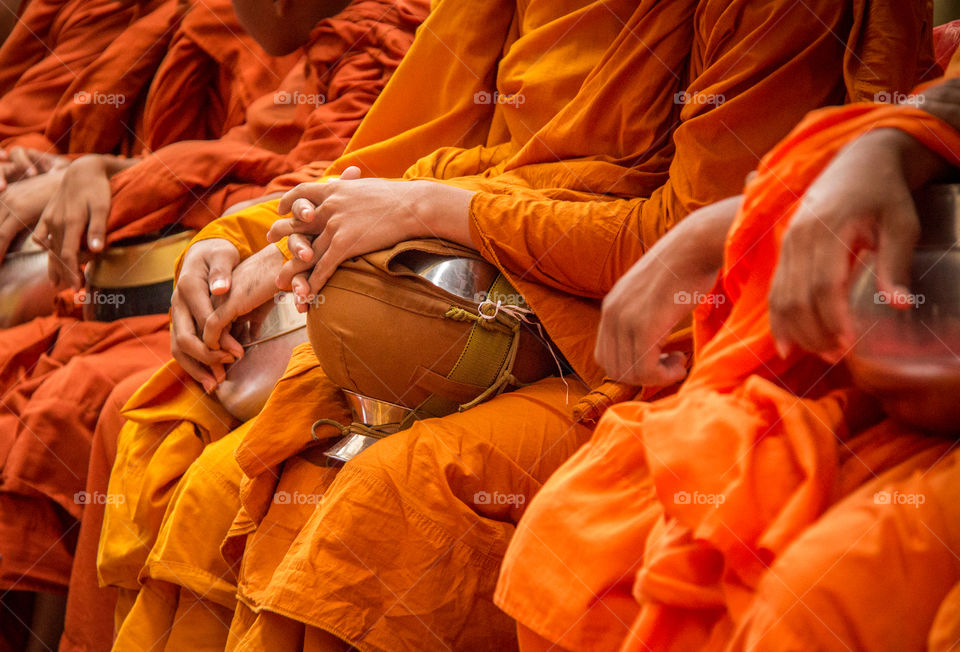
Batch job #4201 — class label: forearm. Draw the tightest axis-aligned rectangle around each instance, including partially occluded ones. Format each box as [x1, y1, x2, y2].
[659, 195, 743, 279]
[100, 155, 139, 177]
[74, 154, 139, 179]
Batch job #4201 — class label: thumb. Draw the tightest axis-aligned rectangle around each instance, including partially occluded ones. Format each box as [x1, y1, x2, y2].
[207, 248, 239, 295]
[875, 200, 920, 309]
[339, 165, 362, 181]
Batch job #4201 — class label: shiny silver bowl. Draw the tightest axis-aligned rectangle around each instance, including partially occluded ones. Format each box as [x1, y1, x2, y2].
[215, 293, 308, 421]
[0, 234, 58, 328]
[847, 184, 960, 434]
[321, 390, 414, 463]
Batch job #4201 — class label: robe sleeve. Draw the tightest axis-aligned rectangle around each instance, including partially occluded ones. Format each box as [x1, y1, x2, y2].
[174, 199, 289, 280]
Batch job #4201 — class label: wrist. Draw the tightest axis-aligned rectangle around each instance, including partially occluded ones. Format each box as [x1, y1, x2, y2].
[413, 180, 476, 247]
[261, 242, 285, 267]
[861, 128, 950, 188]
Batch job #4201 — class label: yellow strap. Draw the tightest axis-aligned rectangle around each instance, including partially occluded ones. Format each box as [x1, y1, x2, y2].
[406, 274, 521, 423]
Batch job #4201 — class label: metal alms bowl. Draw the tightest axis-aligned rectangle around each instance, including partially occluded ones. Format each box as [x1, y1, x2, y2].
[214, 294, 308, 421]
[321, 391, 414, 463]
[0, 234, 58, 328]
[400, 251, 502, 303]
[318, 252, 499, 463]
[847, 184, 960, 434]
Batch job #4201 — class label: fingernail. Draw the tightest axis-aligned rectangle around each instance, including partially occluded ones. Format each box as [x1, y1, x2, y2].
[774, 341, 791, 359]
[299, 249, 312, 261]
[201, 379, 216, 393]
[90, 238, 103, 251]
[210, 279, 228, 293]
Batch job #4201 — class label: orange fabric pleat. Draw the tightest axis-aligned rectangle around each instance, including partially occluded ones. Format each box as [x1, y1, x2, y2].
[0, 316, 170, 593]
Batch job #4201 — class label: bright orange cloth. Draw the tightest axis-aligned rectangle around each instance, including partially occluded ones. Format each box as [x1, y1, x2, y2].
[93, 0, 940, 650]
[104, 0, 428, 245]
[0, 0, 294, 157]
[0, 0, 181, 153]
[496, 63, 960, 652]
[58, 369, 152, 652]
[136, 0, 300, 153]
[0, 314, 171, 593]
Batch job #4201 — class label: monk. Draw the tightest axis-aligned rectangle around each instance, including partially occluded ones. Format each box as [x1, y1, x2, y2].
[96, 0, 938, 649]
[28, 0, 424, 649]
[0, 0, 176, 153]
[495, 53, 960, 652]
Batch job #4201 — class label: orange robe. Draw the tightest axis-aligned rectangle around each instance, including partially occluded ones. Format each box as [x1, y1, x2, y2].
[52, 0, 298, 158]
[0, 0, 294, 156]
[496, 59, 960, 652]
[0, 0, 180, 153]
[0, 311, 172, 594]
[104, 0, 426, 245]
[97, 0, 935, 649]
[0, 0, 292, 602]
